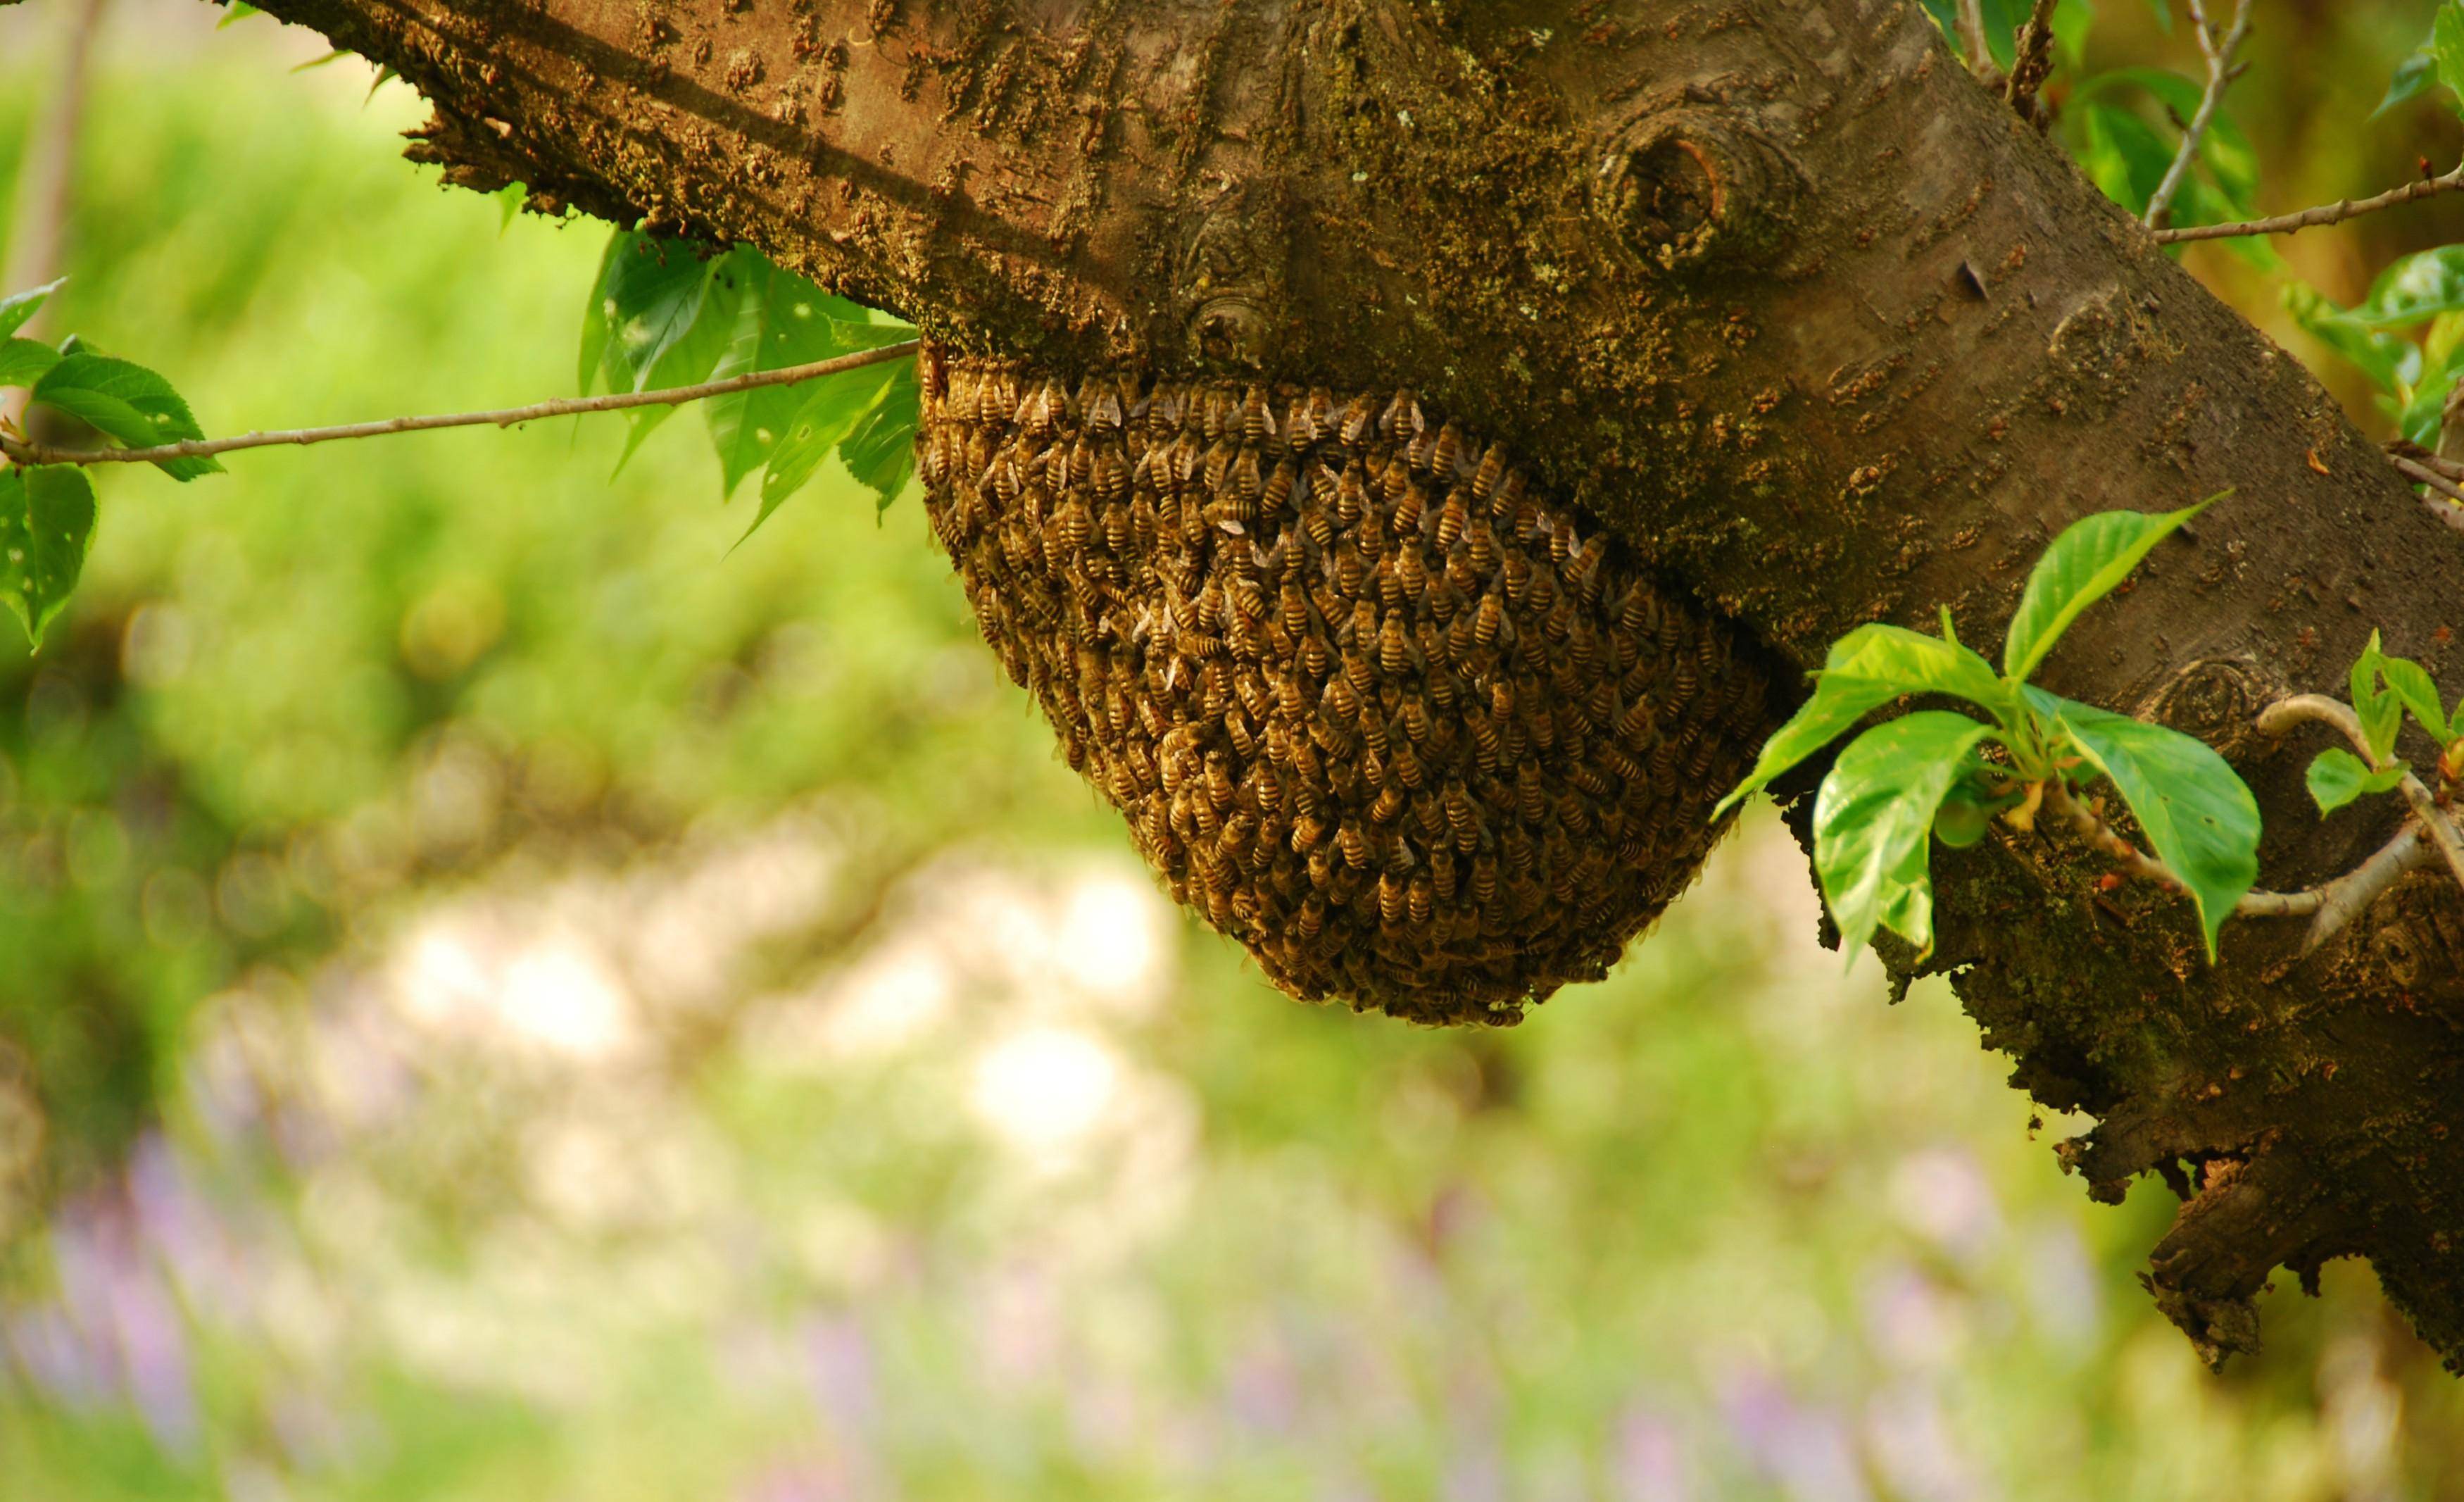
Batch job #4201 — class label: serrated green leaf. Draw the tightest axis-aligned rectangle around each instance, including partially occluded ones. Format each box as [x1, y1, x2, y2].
[0, 337, 61, 388]
[841, 359, 920, 515]
[1814, 711, 2001, 963]
[2027, 687, 2261, 960]
[748, 363, 897, 537]
[0, 279, 65, 342]
[703, 251, 901, 501]
[2351, 630, 2402, 763]
[2435, 3, 2464, 116]
[30, 354, 222, 480]
[2286, 283, 2418, 394]
[2377, 48, 2439, 119]
[2004, 499, 2215, 682]
[1715, 622, 2008, 818]
[2352, 246, 2464, 329]
[2376, 650, 2449, 743]
[607, 254, 748, 480]
[2076, 101, 2175, 218]
[0, 465, 96, 649]
[2307, 748, 2408, 815]
[587, 232, 720, 397]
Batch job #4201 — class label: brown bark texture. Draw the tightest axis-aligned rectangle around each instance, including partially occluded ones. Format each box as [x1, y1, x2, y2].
[237, 0, 2464, 1371]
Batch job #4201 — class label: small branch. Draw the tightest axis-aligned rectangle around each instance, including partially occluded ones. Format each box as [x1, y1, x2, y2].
[2144, 0, 2254, 232]
[0, 341, 922, 469]
[2257, 694, 2378, 761]
[2154, 165, 2464, 244]
[2388, 445, 2464, 483]
[2004, 0, 2062, 118]
[2394, 770, 2464, 896]
[2389, 455, 2464, 533]
[2042, 777, 2180, 890]
[2300, 826, 2432, 953]
[1955, 0, 1999, 85]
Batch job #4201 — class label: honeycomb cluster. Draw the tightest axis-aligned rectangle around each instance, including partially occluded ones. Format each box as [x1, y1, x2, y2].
[917, 353, 1773, 1025]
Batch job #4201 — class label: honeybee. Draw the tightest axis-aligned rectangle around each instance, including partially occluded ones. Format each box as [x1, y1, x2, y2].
[1378, 872, 1407, 925]
[1339, 393, 1378, 446]
[1378, 614, 1412, 676]
[1262, 458, 1297, 518]
[1388, 739, 1424, 791]
[1324, 673, 1361, 722]
[1370, 782, 1407, 824]
[1466, 711, 1502, 772]
[1240, 385, 1276, 444]
[1337, 822, 1372, 870]
[1471, 852, 1500, 907]
[1335, 464, 1369, 526]
[1381, 389, 1423, 439]
[1360, 707, 1390, 758]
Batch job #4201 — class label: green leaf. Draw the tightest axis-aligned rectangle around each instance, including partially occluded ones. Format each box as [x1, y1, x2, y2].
[0, 465, 97, 649]
[1714, 622, 2009, 818]
[703, 251, 899, 501]
[2075, 101, 2177, 218]
[30, 354, 222, 480]
[2351, 630, 2402, 764]
[2307, 748, 2408, 815]
[746, 363, 896, 537]
[1813, 711, 2001, 963]
[2285, 283, 2418, 394]
[2377, 48, 2439, 119]
[2351, 246, 2464, 329]
[2147, 0, 2170, 34]
[2051, 0, 2094, 69]
[2435, 2, 2464, 115]
[2027, 687, 2261, 960]
[0, 337, 61, 388]
[582, 231, 724, 396]
[291, 48, 353, 73]
[2002, 499, 2216, 682]
[2073, 70, 2258, 208]
[608, 255, 748, 479]
[495, 182, 527, 233]
[838, 358, 921, 514]
[0, 278, 65, 341]
[217, 1, 261, 25]
[2375, 650, 2449, 742]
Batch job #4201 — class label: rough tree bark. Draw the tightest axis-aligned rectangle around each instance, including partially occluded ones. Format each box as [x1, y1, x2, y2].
[237, 0, 2464, 1370]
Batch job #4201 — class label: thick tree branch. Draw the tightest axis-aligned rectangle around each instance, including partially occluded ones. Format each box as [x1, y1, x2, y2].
[230, 0, 2464, 1371]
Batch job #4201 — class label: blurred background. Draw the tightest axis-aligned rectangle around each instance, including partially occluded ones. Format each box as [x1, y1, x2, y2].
[5, 2, 2464, 1498]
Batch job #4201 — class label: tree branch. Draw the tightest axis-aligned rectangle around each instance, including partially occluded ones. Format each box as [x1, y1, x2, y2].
[0, 341, 919, 469]
[2004, 0, 2061, 118]
[2144, 0, 2254, 231]
[2152, 164, 2464, 244]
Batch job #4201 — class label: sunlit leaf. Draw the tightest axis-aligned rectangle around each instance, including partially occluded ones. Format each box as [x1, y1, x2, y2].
[2003, 498, 2216, 682]
[30, 354, 222, 480]
[748, 362, 896, 538]
[838, 358, 921, 515]
[703, 250, 903, 501]
[2028, 687, 2260, 960]
[2286, 284, 2418, 393]
[2435, 2, 2464, 116]
[584, 231, 719, 396]
[1813, 711, 2000, 963]
[2351, 630, 2401, 763]
[0, 277, 65, 342]
[2377, 48, 2439, 119]
[2051, 0, 2094, 68]
[1715, 623, 2008, 818]
[0, 337, 61, 388]
[215, 1, 260, 27]
[2307, 748, 2407, 815]
[2375, 650, 2450, 743]
[0, 465, 97, 649]
[2351, 246, 2464, 329]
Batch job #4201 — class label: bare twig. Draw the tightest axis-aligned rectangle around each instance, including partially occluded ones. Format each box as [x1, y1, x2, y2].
[2389, 456, 2464, 533]
[1955, 0, 1999, 84]
[2256, 693, 2464, 910]
[2153, 165, 2464, 244]
[2299, 827, 2437, 952]
[2144, 0, 2254, 231]
[2043, 777, 2181, 890]
[2389, 444, 2464, 484]
[0, 340, 922, 469]
[2004, 0, 2062, 118]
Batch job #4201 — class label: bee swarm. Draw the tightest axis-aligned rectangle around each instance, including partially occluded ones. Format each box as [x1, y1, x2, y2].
[918, 352, 1773, 1025]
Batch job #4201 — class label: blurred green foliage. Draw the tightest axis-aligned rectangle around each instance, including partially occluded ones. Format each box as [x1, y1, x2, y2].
[6, 3, 2464, 1499]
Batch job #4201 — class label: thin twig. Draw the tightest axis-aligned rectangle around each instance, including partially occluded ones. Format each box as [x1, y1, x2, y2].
[2298, 827, 2435, 951]
[2039, 775, 2361, 933]
[1955, 0, 1999, 84]
[0, 340, 921, 469]
[2043, 777, 2182, 889]
[2144, 0, 2254, 231]
[2389, 455, 2464, 533]
[2257, 693, 2464, 910]
[2389, 443, 2464, 483]
[2154, 165, 2464, 244]
[2004, 0, 2062, 118]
